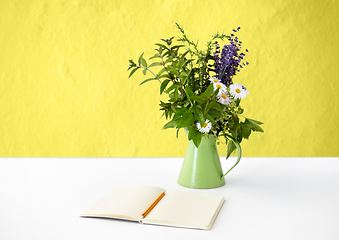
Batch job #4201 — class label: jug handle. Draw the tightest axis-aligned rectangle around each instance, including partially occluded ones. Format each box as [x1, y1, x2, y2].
[221, 134, 242, 177]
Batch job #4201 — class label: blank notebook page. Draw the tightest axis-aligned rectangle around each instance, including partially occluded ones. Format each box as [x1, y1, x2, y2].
[81, 186, 165, 220]
[144, 190, 224, 228]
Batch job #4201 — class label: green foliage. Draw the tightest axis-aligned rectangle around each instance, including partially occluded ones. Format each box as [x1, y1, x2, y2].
[127, 23, 263, 150]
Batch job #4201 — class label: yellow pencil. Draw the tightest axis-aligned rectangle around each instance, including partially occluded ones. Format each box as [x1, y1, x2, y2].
[140, 192, 165, 219]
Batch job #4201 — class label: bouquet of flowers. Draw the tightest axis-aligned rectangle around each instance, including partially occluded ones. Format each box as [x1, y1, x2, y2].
[128, 23, 263, 159]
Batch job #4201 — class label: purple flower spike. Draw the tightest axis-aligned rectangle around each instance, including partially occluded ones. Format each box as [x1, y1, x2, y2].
[213, 28, 248, 86]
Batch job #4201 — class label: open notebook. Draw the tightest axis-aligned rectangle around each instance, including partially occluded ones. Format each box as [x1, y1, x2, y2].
[81, 186, 224, 230]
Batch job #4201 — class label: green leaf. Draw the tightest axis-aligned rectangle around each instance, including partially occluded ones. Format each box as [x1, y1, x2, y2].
[209, 101, 223, 112]
[176, 113, 195, 128]
[184, 86, 194, 97]
[148, 62, 162, 68]
[167, 66, 179, 76]
[128, 67, 139, 78]
[157, 68, 167, 78]
[202, 84, 214, 97]
[246, 118, 264, 132]
[170, 104, 177, 113]
[204, 102, 212, 115]
[178, 60, 188, 71]
[165, 83, 179, 94]
[179, 71, 188, 82]
[180, 50, 189, 60]
[171, 44, 185, 50]
[139, 78, 157, 86]
[128, 59, 136, 65]
[173, 87, 178, 100]
[169, 69, 179, 76]
[163, 119, 177, 129]
[231, 116, 240, 131]
[234, 98, 240, 107]
[142, 68, 147, 75]
[237, 107, 244, 114]
[138, 52, 147, 67]
[155, 43, 169, 50]
[226, 141, 236, 159]
[192, 130, 202, 148]
[240, 122, 252, 139]
[212, 88, 220, 98]
[160, 37, 174, 46]
[173, 108, 186, 116]
[158, 74, 171, 79]
[162, 50, 171, 58]
[189, 95, 205, 103]
[160, 79, 171, 94]
[207, 109, 222, 118]
[149, 54, 161, 60]
[176, 128, 180, 138]
[164, 58, 174, 64]
[127, 59, 137, 71]
[246, 118, 264, 125]
[194, 108, 205, 126]
[206, 114, 216, 124]
[140, 59, 147, 68]
[188, 125, 194, 140]
[172, 113, 181, 121]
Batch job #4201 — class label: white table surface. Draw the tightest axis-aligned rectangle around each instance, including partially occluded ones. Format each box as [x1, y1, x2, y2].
[1, 157, 338, 240]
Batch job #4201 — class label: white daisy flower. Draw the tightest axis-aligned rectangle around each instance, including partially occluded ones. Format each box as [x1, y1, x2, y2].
[196, 119, 212, 134]
[229, 83, 249, 99]
[209, 77, 220, 84]
[213, 81, 227, 93]
[217, 91, 232, 105]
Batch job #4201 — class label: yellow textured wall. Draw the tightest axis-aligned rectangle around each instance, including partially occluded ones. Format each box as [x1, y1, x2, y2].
[0, 0, 338, 157]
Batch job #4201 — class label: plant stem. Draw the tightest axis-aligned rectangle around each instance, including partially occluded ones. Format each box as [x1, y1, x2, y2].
[177, 73, 185, 97]
[142, 67, 162, 83]
[160, 56, 175, 83]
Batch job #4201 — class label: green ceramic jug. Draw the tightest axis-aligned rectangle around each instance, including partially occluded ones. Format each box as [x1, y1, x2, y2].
[177, 134, 241, 189]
